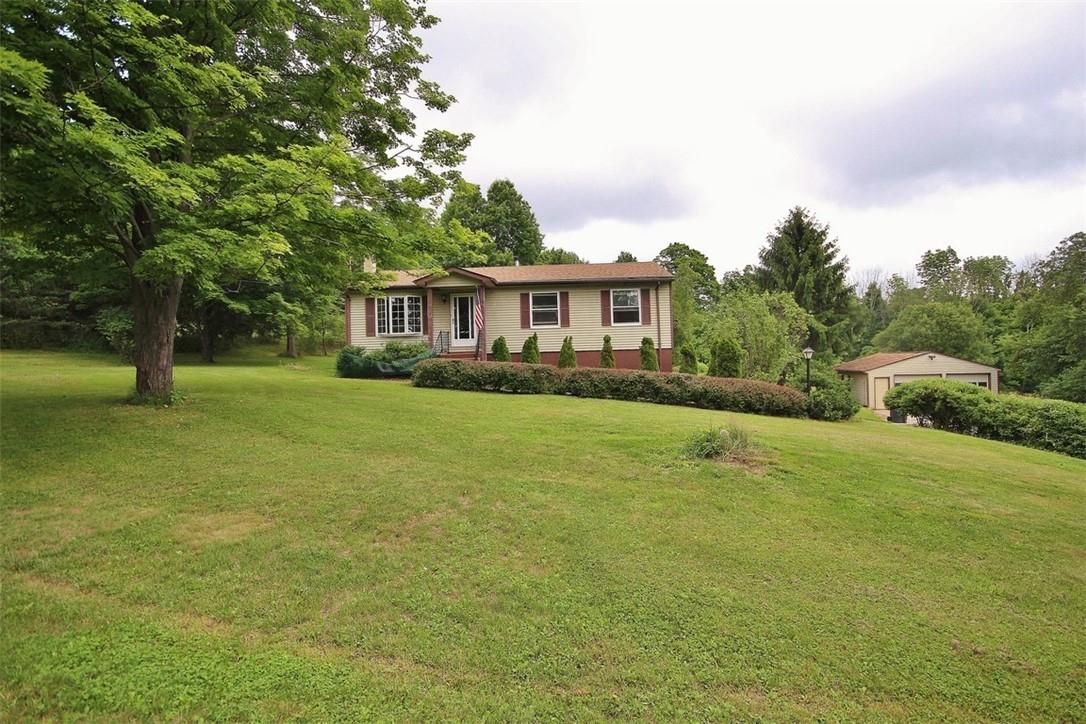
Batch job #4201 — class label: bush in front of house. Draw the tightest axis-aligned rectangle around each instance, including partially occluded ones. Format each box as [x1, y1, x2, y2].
[640, 337, 659, 371]
[491, 335, 511, 362]
[521, 333, 540, 364]
[412, 359, 808, 418]
[678, 341, 698, 374]
[599, 335, 615, 368]
[807, 385, 861, 421]
[708, 334, 743, 378]
[558, 336, 577, 368]
[883, 378, 1086, 458]
[336, 341, 430, 378]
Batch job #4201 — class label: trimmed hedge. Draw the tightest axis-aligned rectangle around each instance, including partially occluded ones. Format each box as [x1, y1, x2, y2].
[412, 359, 807, 417]
[884, 378, 1086, 459]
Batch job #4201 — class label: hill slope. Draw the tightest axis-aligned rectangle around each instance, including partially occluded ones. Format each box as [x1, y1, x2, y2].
[3, 350, 1084, 720]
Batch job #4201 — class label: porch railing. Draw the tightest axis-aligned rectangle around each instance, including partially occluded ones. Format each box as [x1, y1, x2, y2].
[432, 330, 450, 355]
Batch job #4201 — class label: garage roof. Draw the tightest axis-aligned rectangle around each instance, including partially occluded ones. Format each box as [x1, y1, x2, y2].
[834, 352, 930, 372]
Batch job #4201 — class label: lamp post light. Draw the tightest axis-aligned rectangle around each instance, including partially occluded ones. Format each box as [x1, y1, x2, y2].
[802, 346, 815, 393]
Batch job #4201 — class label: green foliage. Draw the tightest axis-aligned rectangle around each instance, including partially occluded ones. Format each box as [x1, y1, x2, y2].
[614, 251, 638, 263]
[558, 336, 577, 368]
[1038, 360, 1086, 403]
[538, 248, 586, 265]
[806, 386, 860, 421]
[95, 307, 135, 363]
[521, 333, 541, 364]
[872, 303, 992, 362]
[599, 335, 615, 368]
[449, 179, 545, 265]
[678, 341, 698, 374]
[671, 259, 700, 352]
[640, 337, 659, 371]
[655, 243, 719, 307]
[917, 248, 963, 300]
[755, 207, 852, 352]
[336, 342, 430, 378]
[413, 360, 808, 417]
[491, 336, 511, 362]
[708, 334, 743, 378]
[708, 289, 811, 382]
[682, 424, 758, 463]
[884, 379, 1086, 458]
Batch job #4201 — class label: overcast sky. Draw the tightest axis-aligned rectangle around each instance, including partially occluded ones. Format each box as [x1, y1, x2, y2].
[419, 1, 1086, 279]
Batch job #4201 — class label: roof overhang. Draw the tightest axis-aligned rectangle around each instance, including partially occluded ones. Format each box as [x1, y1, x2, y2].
[412, 267, 497, 287]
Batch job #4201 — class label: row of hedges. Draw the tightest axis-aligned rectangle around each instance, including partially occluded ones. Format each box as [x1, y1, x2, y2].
[884, 379, 1086, 459]
[412, 359, 808, 417]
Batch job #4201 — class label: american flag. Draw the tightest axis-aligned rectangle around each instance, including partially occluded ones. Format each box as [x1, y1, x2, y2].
[473, 286, 485, 332]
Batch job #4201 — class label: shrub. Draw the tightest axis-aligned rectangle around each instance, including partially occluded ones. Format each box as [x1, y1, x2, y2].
[95, 306, 135, 363]
[412, 360, 808, 418]
[678, 341, 698, 374]
[336, 341, 430, 378]
[708, 334, 742, 378]
[640, 337, 659, 371]
[884, 378, 1086, 458]
[683, 424, 757, 463]
[521, 333, 540, 364]
[558, 336, 577, 368]
[599, 335, 615, 368]
[1038, 360, 1086, 403]
[372, 340, 429, 362]
[807, 385, 860, 421]
[491, 335, 511, 362]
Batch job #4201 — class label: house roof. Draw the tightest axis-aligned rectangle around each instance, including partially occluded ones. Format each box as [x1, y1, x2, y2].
[834, 352, 929, 372]
[388, 261, 674, 289]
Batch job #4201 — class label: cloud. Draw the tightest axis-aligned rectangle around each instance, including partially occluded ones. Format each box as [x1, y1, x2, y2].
[520, 175, 689, 233]
[802, 5, 1086, 203]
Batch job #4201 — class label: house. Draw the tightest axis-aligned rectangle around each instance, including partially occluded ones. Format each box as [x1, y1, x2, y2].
[835, 352, 1000, 411]
[346, 262, 675, 371]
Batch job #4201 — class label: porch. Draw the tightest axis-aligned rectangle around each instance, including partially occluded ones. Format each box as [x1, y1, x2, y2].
[425, 285, 487, 360]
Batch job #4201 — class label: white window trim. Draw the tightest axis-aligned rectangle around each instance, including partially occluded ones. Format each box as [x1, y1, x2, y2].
[610, 288, 642, 326]
[529, 290, 561, 329]
[377, 294, 423, 336]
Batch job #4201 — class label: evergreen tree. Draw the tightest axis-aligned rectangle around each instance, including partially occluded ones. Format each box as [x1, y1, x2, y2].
[482, 180, 544, 265]
[755, 207, 851, 351]
[708, 335, 743, 377]
[491, 336, 511, 361]
[599, 335, 615, 368]
[614, 251, 638, 263]
[640, 337, 659, 371]
[558, 336, 577, 367]
[521, 333, 540, 364]
[678, 341, 698, 374]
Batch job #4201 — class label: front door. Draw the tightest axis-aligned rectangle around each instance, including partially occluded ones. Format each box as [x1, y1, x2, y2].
[452, 294, 475, 343]
[873, 377, 891, 410]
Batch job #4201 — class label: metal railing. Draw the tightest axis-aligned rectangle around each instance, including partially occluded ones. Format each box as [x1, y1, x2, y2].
[432, 331, 450, 355]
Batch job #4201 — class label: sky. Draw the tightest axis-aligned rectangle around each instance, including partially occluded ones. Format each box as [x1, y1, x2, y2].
[418, 1, 1086, 280]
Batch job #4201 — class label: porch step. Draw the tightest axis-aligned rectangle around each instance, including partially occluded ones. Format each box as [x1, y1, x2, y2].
[439, 351, 478, 360]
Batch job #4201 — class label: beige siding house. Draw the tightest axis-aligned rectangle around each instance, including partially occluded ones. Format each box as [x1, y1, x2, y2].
[346, 262, 675, 371]
[835, 352, 1000, 411]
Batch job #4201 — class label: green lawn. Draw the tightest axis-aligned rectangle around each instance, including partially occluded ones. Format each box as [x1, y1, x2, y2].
[2, 349, 1084, 721]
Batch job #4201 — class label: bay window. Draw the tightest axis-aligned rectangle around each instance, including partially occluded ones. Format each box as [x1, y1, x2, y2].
[376, 295, 422, 335]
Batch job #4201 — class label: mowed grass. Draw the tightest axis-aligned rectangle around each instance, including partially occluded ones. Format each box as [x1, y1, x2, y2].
[2, 349, 1084, 721]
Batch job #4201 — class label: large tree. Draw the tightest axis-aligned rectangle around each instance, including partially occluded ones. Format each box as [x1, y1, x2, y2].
[654, 242, 719, 308]
[480, 179, 544, 264]
[917, 247, 964, 300]
[754, 207, 851, 351]
[1, 0, 469, 397]
[614, 251, 638, 263]
[871, 303, 993, 362]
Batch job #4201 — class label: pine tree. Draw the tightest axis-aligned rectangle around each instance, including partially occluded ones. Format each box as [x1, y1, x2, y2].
[482, 180, 544, 265]
[614, 251, 637, 263]
[708, 334, 743, 377]
[491, 336, 511, 361]
[558, 336, 577, 368]
[521, 333, 540, 364]
[599, 335, 615, 368]
[679, 341, 698, 374]
[755, 207, 851, 351]
[640, 337, 659, 371]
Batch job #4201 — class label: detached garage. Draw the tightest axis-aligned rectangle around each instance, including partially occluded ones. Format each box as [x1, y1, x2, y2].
[835, 352, 999, 412]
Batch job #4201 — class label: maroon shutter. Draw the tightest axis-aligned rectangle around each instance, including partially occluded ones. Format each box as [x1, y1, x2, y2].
[344, 296, 352, 345]
[520, 293, 530, 328]
[560, 291, 570, 327]
[601, 290, 611, 326]
[421, 295, 428, 334]
[365, 297, 376, 337]
[640, 288, 651, 326]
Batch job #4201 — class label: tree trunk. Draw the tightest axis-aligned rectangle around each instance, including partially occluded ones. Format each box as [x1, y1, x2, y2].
[284, 331, 299, 358]
[198, 303, 215, 363]
[132, 276, 183, 398]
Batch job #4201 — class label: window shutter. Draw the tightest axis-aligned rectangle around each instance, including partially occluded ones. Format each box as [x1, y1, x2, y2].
[421, 295, 429, 334]
[560, 291, 570, 327]
[600, 290, 611, 326]
[520, 293, 530, 328]
[365, 297, 376, 337]
[640, 288, 651, 326]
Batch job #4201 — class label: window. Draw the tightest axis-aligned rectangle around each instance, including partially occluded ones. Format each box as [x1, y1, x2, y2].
[968, 381, 989, 389]
[611, 289, 641, 325]
[531, 292, 559, 327]
[376, 295, 421, 335]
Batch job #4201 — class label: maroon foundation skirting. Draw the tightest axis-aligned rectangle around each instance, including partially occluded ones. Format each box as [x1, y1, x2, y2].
[498, 348, 673, 372]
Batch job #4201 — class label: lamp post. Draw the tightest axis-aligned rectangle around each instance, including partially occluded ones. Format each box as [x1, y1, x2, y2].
[802, 346, 814, 393]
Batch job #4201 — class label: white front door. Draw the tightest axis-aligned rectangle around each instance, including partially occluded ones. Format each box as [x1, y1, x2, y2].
[452, 294, 475, 343]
